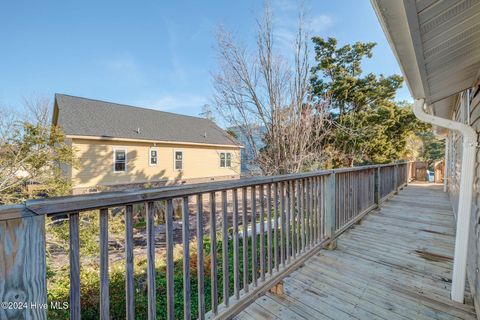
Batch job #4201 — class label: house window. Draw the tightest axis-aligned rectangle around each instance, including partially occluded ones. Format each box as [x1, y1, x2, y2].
[175, 151, 183, 170]
[220, 152, 232, 167]
[150, 148, 158, 166]
[113, 148, 127, 172]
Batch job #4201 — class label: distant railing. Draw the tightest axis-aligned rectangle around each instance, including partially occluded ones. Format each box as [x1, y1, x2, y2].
[0, 162, 409, 320]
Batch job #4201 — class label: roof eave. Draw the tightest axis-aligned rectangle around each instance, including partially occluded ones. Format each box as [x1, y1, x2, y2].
[371, 0, 428, 101]
[65, 134, 245, 149]
[371, 0, 449, 137]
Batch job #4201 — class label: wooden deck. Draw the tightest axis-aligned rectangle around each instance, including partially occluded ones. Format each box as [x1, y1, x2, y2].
[235, 182, 477, 320]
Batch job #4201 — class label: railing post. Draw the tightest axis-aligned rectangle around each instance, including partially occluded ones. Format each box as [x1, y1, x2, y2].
[0, 214, 47, 320]
[374, 167, 381, 207]
[323, 172, 337, 249]
[394, 164, 399, 194]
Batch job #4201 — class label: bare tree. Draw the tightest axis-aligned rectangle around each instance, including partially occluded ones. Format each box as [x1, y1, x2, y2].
[199, 104, 216, 122]
[212, 2, 329, 175]
[23, 94, 52, 127]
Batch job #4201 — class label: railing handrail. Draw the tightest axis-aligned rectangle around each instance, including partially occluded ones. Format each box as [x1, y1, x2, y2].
[0, 162, 409, 221]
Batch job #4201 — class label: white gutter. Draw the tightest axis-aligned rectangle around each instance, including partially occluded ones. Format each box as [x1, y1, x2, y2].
[413, 99, 477, 303]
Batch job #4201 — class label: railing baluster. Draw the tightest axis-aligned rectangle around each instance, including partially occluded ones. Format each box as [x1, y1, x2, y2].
[266, 184, 273, 276]
[343, 173, 347, 226]
[348, 173, 352, 221]
[356, 172, 360, 214]
[371, 168, 375, 205]
[359, 172, 363, 211]
[196, 195, 205, 320]
[166, 200, 175, 320]
[241, 187, 249, 293]
[305, 178, 310, 249]
[306, 178, 311, 249]
[394, 164, 399, 193]
[209, 192, 218, 314]
[146, 202, 156, 320]
[183, 196, 191, 319]
[296, 179, 301, 254]
[346, 173, 350, 224]
[312, 177, 316, 244]
[371, 169, 374, 205]
[313, 177, 318, 243]
[341, 174, 345, 225]
[381, 167, 384, 198]
[280, 181, 285, 267]
[370, 169, 374, 204]
[317, 177, 323, 242]
[232, 189, 240, 299]
[291, 180, 297, 258]
[251, 186, 258, 286]
[99, 208, 110, 320]
[375, 167, 381, 206]
[221, 191, 229, 307]
[304, 179, 307, 248]
[353, 172, 356, 218]
[363, 171, 366, 210]
[360, 171, 364, 210]
[273, 183, 279, 270]
[336, 175, 340, 229]
[351, 172, 358, 218]
[300, 179, 305, 253]
[69, 212, 80, 320]
[311, 178, 316, 243]
[365, 170, 368, 206]
[354, 172, 357, 217]
[259, 185, 265, 282]
[349, 173, 352, 221]
[318, 176, 322, 241]
[286, 180, 292, 263]
[125, 205, 135, 320]
[346, 173, 349, 225]
[345, 174, 349, 225]
[309, 177, 313, 247]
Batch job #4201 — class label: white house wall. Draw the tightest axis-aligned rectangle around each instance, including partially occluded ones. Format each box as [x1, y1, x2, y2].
[447, 85, 480, 310]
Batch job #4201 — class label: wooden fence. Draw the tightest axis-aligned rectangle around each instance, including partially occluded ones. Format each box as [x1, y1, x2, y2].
[0, 162, 409, 320]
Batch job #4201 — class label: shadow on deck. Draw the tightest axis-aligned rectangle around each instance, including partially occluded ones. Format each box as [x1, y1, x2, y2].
[236, 183, 477, 319]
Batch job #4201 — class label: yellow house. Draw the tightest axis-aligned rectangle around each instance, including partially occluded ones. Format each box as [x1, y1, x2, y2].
[52, 94, 242, 194]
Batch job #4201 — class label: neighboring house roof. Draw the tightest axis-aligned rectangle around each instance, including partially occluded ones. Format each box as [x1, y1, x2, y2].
[52, 94, 241, 147]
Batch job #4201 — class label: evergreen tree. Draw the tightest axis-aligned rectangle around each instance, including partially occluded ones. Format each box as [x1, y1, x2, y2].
[310, 37, 424, 166]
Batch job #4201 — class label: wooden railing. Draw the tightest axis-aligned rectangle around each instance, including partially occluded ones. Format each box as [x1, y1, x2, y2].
[0, 162, 409, 320]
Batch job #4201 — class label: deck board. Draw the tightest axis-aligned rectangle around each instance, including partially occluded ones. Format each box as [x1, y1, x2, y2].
[235, 183, 477, 320]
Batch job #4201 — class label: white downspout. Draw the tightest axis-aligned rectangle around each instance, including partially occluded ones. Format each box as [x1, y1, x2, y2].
[413, 99, 477, 303]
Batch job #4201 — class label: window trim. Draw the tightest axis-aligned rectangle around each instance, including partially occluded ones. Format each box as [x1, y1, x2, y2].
[220, 151, 232, 168]
[113, 147, 128, 173]
[149, 147, 158, 167]
[174, 149, 183, 171]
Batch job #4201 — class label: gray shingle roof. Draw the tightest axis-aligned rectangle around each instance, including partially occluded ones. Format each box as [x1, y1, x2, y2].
[54, 94, 241, 147]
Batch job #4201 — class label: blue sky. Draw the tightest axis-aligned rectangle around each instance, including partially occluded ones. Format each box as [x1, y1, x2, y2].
[0, 0, 411, 120]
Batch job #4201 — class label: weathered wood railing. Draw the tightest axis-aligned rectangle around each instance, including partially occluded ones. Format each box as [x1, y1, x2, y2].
[0, 162, 409, 320]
